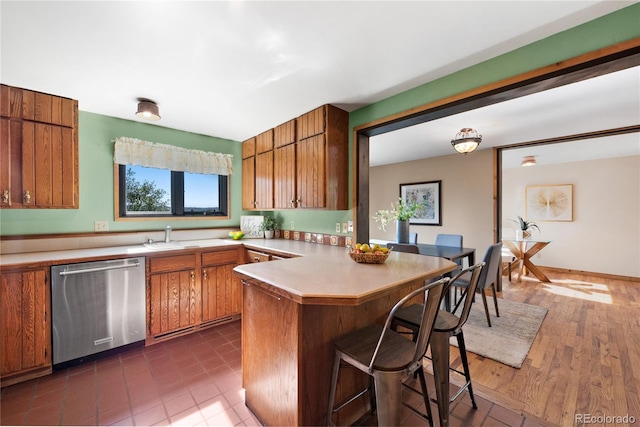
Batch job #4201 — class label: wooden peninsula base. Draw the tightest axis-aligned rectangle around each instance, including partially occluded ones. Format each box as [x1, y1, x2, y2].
[234, 246, 455, 426]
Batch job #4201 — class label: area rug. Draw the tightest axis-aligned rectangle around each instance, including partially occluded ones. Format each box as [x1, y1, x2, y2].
[451, 298, 548, 368]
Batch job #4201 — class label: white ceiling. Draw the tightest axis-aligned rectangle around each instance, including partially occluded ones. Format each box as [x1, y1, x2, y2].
[371, 66, 640, 167]
[1, 1, 638, 167]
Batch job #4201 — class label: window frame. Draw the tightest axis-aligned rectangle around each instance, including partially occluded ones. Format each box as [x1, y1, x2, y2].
[114, 164, 230, 221]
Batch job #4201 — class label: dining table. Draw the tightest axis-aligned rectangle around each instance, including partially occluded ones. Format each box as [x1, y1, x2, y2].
[413, 243, 476, 268]
[502, 238, 552, 282]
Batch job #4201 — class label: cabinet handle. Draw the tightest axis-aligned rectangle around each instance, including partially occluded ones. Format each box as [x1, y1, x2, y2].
[296, 198, 301, 208]
[23, 190, 31, 204]
[1, 189, 8, 203]
[190, 271, 195, 281]
[202, 269, 207, 280]
[253, 257, 261, 262]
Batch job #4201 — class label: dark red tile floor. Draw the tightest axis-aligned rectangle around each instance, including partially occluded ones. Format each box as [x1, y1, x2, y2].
[1, 320, 540, 426]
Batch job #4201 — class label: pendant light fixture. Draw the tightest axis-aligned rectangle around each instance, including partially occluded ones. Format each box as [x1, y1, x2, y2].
[136, 99, 161, 121]
[451, 128, 482, 154]
[521, 155, 537, 167]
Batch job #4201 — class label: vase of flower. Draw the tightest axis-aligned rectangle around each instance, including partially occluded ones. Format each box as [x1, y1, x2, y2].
[373, 198, 423, 242]
[396, 219, 410, 243]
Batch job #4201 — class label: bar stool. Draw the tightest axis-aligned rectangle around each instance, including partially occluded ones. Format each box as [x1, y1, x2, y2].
[327, 278, 448, 427]
[391, 262, 485, 427]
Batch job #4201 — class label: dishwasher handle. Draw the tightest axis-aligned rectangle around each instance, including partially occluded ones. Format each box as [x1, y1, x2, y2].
[58, 260, 141, 276]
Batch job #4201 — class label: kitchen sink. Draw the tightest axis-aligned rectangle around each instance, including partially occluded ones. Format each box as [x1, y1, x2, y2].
[143, 241, 185, 250]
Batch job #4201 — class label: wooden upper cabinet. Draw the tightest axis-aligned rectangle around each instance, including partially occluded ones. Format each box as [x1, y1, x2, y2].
[0, 84, 78, 209]
[274, 143, 296, 209]
[274, 119, 296, 148]
[255, 150, 274, 209]
[242, 137, 256, 159]
[297, 106, 326, 140]
[295, 105, 348, 210]
[256, 129, 274, 154]
[242, 104, 348, 210]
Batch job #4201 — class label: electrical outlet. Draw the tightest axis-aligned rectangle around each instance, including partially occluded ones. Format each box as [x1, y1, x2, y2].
[290, 220, 295, 230]
[342, 222, 348, 233]
[94, 221, 109, 232]
[347, 220, 353, 232]
[336, 223, 341, 233]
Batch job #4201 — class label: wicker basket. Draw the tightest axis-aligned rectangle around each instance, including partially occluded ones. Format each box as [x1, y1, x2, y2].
[348, 251, 390, 264]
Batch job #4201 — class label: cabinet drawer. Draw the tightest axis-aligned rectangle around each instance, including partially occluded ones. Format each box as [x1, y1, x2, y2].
[247, 250, 271, 263]
[202, 249, 239, 267]
[149, 254, 196, 273]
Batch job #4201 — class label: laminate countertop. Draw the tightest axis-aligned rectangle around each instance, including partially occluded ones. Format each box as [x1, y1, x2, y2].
[0, 238, 244, 267]
[234, 240, 456, 306]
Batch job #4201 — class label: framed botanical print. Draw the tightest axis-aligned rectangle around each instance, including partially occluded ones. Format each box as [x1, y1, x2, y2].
[526, 184, 573, 221]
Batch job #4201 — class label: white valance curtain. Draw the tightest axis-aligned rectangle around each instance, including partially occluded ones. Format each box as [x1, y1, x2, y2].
[113, 137, 234, 176]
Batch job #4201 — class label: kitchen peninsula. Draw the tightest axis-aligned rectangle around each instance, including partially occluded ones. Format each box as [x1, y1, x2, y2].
[233, 243, 456, 426]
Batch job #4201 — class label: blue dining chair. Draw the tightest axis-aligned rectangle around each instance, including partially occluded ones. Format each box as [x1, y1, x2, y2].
[435, 234, 463, 247]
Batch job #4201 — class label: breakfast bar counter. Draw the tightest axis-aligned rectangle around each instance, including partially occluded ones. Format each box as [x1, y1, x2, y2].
[233, 246, 456, 426]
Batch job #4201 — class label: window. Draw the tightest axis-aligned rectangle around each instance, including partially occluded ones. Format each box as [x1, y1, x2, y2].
[117, 164, 228, 218]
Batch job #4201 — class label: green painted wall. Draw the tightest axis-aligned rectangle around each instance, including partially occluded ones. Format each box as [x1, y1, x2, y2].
[0, 112, 244, 235]
[1, 4, 637, 237]
[349, 4, 640, 128]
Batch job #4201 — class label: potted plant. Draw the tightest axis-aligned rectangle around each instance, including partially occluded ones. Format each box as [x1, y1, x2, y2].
[373, 198, 424, 243]
[511, 216, 540, 240]
[259, 216, 279, 239]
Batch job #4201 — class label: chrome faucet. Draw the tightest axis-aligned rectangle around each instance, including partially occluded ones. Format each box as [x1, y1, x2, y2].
[164, 225, 172, 243]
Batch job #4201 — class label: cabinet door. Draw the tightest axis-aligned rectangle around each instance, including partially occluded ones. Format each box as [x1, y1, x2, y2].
[274, 119, 296, 148]
[202, 264, 241, 322]
[0, 268, 50, 376]
[148, 270, 198, 336]
[242, 156, 256, 210]
[296, 134, 326, 208]
[20, 122, 77, 207]
[274, 143, 296, 209]
[0, 118, 24, 207]
[296, 106, 325, 140]
[255, 150, 273, 209]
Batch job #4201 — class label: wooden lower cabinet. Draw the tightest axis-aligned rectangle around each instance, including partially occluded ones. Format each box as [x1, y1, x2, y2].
[146, 247, 243, 345]
[0, 266, 51, 387]
[201, 249, 242, 324]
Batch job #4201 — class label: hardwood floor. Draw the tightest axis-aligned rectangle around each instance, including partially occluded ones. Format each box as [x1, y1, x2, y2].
[445, 270, 640, 426]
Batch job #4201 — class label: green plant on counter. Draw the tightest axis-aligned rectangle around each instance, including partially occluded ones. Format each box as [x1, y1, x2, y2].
[259, 216, 279, 231]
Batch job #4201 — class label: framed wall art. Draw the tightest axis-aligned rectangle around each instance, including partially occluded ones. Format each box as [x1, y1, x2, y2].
[526, 184, 573, 221]
[400, 180, 442, 226]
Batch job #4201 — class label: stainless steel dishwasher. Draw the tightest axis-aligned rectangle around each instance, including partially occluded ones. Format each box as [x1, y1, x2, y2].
[51, 257, 146, 366]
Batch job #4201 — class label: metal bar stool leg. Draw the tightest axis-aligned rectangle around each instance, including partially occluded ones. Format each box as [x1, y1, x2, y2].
[372, 371, 404, 427]
[456, 331, 478, 409]
[431, 330, 450, 427]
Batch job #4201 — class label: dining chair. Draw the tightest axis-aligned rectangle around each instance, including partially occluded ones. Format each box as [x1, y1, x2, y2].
[452, 242, 502, 327]
[501, 246, 516, 282]
[387, 242, 420, 254]
[327, 278, 448, 427]
[435, 234, 463, 247]
[391, 262, 485, 421]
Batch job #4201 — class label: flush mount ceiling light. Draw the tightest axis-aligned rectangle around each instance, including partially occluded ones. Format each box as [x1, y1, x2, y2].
[451, 127, 482, 154]
[135, 99, 161, 121]
[521, 155, 537, 167]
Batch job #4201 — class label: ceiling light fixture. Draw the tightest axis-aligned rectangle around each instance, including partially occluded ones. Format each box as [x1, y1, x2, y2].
[136, 99, 161, 121]
[521, 155, 537, 167]
[451, 128, 482, 154]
